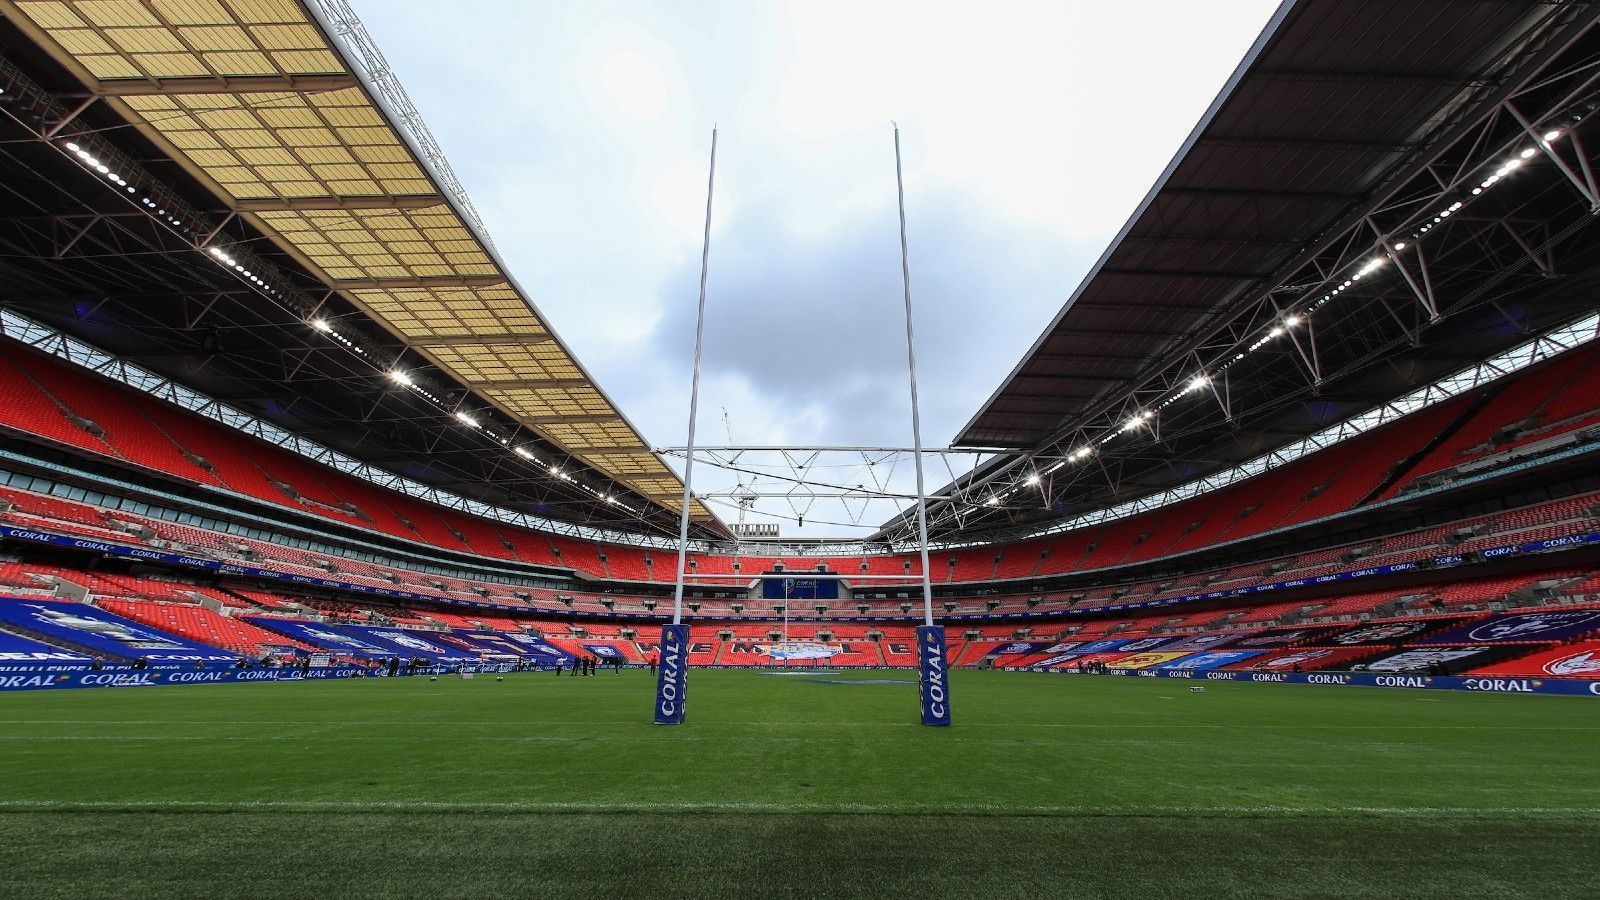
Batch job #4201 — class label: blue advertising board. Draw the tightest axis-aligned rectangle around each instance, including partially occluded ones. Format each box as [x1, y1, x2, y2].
[916, 625, 952, 726]
[0, 664, 362, 692]
[761, 577, 840, 600]
[653, 624, 690, 725]
[0, 629, 91, 669]
[1016, 665, 1600, 696]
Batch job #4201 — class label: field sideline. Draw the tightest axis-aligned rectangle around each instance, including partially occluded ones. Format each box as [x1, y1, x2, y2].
[2, 669, 1596, 897]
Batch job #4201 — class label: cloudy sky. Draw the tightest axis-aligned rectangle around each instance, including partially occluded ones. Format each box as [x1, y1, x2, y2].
[354, 0, 1281, 536]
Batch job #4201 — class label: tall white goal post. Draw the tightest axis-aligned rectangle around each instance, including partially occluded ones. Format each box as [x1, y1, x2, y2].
[651, 126, 951, 726]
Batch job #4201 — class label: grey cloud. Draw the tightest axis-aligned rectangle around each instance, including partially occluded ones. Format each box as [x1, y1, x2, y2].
[646, 190, 1099, 447]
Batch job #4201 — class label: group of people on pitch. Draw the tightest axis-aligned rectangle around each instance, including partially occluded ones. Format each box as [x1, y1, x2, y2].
[555, 655, 621, 676]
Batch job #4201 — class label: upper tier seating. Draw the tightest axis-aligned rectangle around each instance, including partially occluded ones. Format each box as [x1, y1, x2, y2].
[1386, 344, 1600, 496]
[3, 338, 1598, 588]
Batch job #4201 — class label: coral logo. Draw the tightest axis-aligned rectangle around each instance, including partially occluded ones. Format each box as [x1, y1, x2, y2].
[1462, 678, 1537, 693]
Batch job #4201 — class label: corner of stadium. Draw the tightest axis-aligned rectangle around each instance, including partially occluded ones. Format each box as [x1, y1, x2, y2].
[1, 1, 1599, 897]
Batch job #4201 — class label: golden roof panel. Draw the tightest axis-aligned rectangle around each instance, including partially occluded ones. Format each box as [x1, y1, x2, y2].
[7, 0, 712, 526]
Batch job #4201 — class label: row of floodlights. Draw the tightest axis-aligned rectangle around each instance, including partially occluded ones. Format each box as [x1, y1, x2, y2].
[52, 129, 668, 520]
[307, 319, 630, 510]
[993, 127, 1569, 503]
[64, 140, 191, 238]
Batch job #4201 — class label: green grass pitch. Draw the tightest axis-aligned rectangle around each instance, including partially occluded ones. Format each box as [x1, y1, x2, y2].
[1, 669, 1597, 898]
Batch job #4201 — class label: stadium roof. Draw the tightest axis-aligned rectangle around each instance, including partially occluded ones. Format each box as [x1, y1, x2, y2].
[882, 0, 1600, 542]
[0, 0, 720, 537]
[5, 0, 1600, 549]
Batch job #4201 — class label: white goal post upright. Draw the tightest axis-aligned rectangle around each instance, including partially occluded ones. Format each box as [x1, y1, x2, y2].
[653, 127, 717, 726]
[652, 126, 951, 726]
[894, 125, 951, 727]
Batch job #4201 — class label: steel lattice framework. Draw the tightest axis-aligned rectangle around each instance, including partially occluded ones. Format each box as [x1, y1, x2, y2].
[878, 0, 1600, 545]
[1, 0, 1598, 557]
[0, 0, 722, 540]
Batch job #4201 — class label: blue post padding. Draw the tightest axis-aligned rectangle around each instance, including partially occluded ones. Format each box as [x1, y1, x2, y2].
[653, 624, 690, 725]
[917, 625, 952, 726]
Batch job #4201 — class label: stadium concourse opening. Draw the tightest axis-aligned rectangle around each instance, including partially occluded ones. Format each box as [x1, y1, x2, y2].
[3, 0, 1600, 896]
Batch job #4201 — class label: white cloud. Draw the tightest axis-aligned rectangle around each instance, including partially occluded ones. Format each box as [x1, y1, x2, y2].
[351, 0, 1281, 536]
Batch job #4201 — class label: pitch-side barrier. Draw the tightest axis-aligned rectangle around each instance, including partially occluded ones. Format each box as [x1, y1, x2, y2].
[1003, 666, 1600, 696]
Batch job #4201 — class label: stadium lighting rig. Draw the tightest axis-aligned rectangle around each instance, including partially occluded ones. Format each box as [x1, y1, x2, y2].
[297, 311, 644, 514]
[6, 46, 665, 536]
[1035, 121, 1583, 484]
[19, 99, 651, 520]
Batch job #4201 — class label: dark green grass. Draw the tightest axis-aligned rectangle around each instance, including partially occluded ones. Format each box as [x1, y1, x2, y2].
[1, 670, 1597, 897]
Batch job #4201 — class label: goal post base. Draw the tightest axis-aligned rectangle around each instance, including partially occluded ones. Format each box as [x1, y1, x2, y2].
[653, 624, 690, 725]
[917, 625, 951, 726]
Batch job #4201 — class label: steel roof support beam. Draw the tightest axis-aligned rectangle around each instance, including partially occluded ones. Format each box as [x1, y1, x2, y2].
[1389, 240, 1442, 322]
[90, 74, 361, 96]
[233, 195, 446, 212]
[464, 377, 593, 390]
[330, 274, 508, 289]
[1507, 100, 1600, 210]
[520, 414, 633, 425]
[1498, 219, 1557, 277]
[976, 12, 1600, 469]
[407, 332, 553, 346]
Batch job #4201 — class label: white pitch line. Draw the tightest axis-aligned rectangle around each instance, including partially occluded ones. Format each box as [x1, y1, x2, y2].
[0, 799, 1595, 817]
[1, 720, 1596, 730]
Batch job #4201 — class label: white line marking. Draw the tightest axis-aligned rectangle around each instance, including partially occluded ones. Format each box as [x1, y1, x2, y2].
[0, 799, 1594, 817]
[2, 720, 1594, 730]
